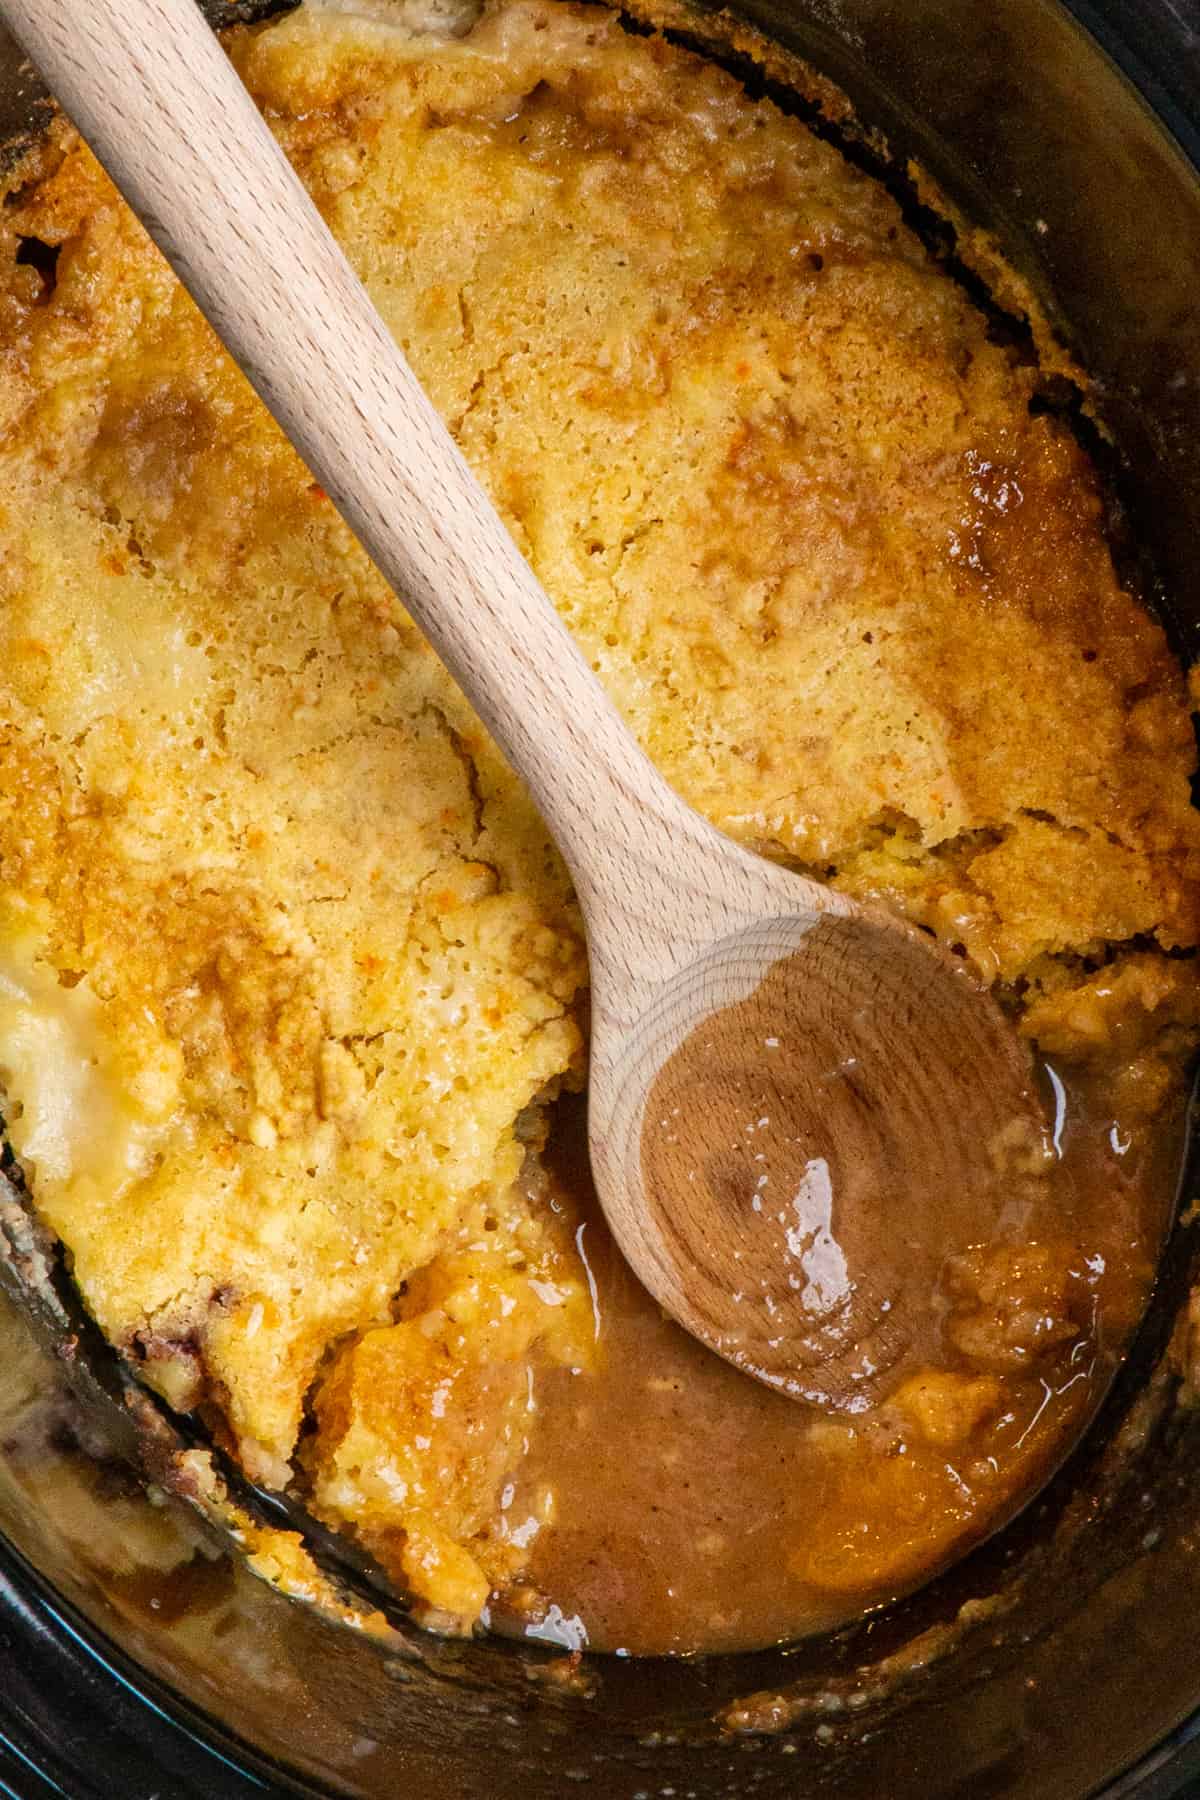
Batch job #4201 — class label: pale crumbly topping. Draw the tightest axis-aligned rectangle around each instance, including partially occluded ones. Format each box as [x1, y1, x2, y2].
[0, 0, 1195, 1624]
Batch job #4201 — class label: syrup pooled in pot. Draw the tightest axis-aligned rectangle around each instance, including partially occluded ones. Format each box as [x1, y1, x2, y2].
[492, 1057, 1179, 1656]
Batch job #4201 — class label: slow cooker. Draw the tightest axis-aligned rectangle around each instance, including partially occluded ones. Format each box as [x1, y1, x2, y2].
[1, 0, 1199, 1793]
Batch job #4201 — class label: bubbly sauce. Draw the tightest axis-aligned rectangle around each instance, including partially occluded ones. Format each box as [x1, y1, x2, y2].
[495, 1073, 1179, 1656]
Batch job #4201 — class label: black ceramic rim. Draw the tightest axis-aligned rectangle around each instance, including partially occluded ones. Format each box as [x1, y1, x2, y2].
[1, 1, 1199, 1796]
[0, 1530, 303, 1797]
[1043, 6, 1200, 1787]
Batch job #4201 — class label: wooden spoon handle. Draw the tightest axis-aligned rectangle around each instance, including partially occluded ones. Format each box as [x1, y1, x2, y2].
[1, 0, 696, 901]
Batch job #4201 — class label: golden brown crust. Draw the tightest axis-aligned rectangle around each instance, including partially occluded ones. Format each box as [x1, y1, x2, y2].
[0, 0, 1194, 1626]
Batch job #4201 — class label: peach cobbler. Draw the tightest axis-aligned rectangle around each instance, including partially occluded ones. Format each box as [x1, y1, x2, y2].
[0, 0, 1196, 1654]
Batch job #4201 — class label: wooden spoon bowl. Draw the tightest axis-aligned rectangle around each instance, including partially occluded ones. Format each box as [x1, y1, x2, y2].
[597, 902, 1044, 1407]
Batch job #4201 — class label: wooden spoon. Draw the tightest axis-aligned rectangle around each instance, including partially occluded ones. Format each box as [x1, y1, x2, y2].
[2, 0, 1051, 1410]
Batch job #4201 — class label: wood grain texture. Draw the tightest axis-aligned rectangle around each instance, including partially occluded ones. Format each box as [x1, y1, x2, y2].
[2, 0, 1048, 1402]
[634, 917, 1050, 1408]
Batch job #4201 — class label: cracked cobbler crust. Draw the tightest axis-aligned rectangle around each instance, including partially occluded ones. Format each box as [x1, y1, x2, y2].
[0, 0, 1196, 1631]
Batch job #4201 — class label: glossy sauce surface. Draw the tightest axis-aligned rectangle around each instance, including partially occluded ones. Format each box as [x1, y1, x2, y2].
[494, 1072, 1178, 1656]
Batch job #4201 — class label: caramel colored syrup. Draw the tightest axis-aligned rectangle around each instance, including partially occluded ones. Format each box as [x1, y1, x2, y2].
[492, 1058, 1179, 1656]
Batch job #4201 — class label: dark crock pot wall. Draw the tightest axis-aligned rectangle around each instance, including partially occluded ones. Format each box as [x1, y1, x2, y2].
[0, 1, 1199, 1796]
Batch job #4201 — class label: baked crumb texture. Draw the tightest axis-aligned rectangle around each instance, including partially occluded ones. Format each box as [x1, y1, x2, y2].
[0, 0, 1195, 1629]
